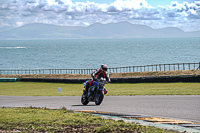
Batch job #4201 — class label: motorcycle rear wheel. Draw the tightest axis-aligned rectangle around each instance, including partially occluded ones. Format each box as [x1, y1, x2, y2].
[95, 91, 104, 105]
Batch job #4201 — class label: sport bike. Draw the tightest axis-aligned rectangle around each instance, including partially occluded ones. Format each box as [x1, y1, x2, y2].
[81, 78, 108, 105]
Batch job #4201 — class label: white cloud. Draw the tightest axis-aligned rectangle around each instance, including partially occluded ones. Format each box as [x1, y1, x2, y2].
[110, 0, 152, 10]
[0, 0, 200, 32]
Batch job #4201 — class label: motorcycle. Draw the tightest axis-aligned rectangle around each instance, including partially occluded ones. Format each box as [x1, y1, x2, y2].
[81, 78, 108, 105]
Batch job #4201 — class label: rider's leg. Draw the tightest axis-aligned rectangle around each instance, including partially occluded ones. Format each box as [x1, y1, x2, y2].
[84, 80, 93, 95]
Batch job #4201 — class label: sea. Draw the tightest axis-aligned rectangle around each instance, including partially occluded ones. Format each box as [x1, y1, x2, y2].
[0, 38, 200, 70]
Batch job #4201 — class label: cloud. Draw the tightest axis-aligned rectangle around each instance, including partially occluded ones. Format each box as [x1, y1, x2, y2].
[0, 0, 200, 32]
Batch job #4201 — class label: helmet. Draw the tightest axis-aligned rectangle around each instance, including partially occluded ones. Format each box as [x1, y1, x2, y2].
[101, 64, 108, 71]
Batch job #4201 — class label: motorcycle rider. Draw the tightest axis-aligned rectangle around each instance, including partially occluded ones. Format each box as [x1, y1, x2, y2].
[83, 64, 111, 96]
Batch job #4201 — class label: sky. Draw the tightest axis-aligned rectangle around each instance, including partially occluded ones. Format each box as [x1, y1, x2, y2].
[0, 0, 200, 32]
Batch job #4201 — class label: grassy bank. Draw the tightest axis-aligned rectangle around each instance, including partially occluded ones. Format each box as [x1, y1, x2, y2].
[0, 82, 199, 96]
[0, 107, 177, 133]
[0, 70, 200, 79]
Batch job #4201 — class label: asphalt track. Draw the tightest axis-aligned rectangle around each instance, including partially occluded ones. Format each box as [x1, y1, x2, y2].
[1, 95, 200, 122]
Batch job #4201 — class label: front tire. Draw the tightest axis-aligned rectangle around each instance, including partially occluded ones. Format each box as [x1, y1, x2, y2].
[95, 91, 104, 105]
[81, 94, 89, 105]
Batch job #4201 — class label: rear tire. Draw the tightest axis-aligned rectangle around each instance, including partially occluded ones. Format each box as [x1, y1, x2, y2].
[95, 91, 104, 105]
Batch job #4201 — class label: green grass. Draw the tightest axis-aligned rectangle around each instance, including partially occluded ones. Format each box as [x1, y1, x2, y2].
[0, 82, 82, 96]
[0, 107, 177, 133]
[0, 82, 200, 96]
[1, 82, 196, 132]
[107, 83, 200, 95]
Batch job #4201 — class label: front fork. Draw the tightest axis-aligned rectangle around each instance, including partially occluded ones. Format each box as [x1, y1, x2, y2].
[98, 85, 107, 94]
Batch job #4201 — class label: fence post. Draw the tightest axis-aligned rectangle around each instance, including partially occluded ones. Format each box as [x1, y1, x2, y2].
[164, 64, 166, 71]
[189, 63, 190, 70]
[198, 62, 200, 70]
[199, 62, 200, 69]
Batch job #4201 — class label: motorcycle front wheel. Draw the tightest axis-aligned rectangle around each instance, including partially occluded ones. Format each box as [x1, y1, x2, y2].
[81, 95, 89, 105]
[95, 91, 104, 105]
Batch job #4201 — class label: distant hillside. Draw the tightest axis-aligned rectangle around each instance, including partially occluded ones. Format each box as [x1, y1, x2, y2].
[0, 22, 199, 39]
[0, 23, 83, 39]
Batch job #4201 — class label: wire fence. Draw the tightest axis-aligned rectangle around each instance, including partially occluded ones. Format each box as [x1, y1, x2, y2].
[109, 62, 200, 73]
[0, 62, 199, 75]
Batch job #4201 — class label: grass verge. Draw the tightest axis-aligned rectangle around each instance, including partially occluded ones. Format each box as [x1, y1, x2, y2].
[0, 82, 200, 96]
[0, 70, 200, 79]
[0, 107, 177, 133]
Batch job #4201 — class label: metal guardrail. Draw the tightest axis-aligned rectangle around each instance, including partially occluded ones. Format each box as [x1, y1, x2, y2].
[0, 62, 199, 75]
[0, 69, 96, 75]
[109, 62, 200, 73]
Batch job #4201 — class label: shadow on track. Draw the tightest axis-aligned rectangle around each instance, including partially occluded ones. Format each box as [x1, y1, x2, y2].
[71, 104, 96, 106]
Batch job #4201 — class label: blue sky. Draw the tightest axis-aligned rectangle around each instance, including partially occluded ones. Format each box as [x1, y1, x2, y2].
[0, 0, 200, 32]
[71, 0, 197, 6]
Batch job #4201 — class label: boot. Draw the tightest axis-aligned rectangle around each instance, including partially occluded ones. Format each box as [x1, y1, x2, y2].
[85, 82, 89, 93]
[83, 82, 89, 97]
[104, 89, 107, 94]
[82, 90, 87, 98]
[83, 90, 87, 95]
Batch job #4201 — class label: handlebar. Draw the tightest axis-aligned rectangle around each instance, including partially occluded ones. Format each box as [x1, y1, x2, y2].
[96, 79, 111, 84]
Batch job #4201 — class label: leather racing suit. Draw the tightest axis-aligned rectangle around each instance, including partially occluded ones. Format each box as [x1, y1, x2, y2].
[84, 69, 111, 94]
